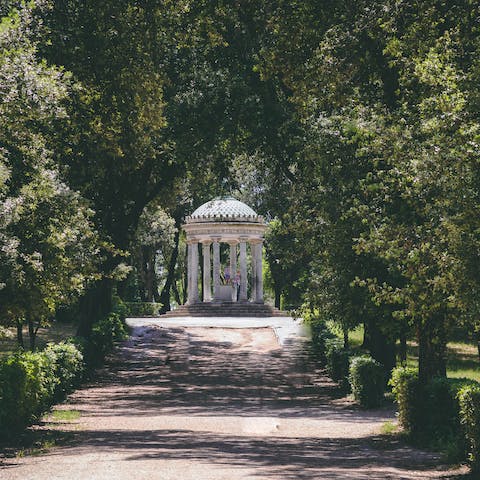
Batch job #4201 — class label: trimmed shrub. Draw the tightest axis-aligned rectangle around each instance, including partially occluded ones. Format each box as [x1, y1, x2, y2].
[348, 355, 385, 408]
[458, 384, 480, 472]
[125, 302, 162, 317]
[389, 366, 420, 433]
[0, 352, 44, 432]
[85, 312, 128, 366]
[0, 342, 84, 436]
[390, 367, 480, 463]
[44, 342, 84, 400]
[310, 323, 336, 364]
[424, 377, 476, 454]
[325, 338, 351, 390]
[112, 295, 130, 320]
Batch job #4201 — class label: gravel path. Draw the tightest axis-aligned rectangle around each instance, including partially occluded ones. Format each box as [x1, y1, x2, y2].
[1, 325, 469, 479]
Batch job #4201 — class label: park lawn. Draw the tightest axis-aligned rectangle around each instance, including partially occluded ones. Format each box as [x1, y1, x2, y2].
[346, 325, 480, 382]
[0, 321, 77, 359]
[404, 341, 480, 382]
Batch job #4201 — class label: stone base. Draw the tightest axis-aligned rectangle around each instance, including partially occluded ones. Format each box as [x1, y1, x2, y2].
[160, 302, 289, 318]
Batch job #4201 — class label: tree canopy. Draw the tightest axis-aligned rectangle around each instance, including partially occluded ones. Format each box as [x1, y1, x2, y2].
[1, 0, 479, 381]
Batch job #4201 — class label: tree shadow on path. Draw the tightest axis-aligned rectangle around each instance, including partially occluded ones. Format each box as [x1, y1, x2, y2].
[0, 326, 472, 479]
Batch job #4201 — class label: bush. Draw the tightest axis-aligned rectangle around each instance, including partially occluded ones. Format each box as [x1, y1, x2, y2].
[389, 366, 420, 433]
[0, 352, 46, 433]
[458, 384, 480, 472]
[348, 355, 385, 408]
[112, 295, 130, 320]
[125, 302, 162, 317]
[390, 367, 480, 464]
[85, 312, 128, 366]
[0, 342, 84, 436]
[325, 338, 351, 390]
[424, 377, 477, 456]
[44, 342, 84, 400]
[310, 324, 336, 365]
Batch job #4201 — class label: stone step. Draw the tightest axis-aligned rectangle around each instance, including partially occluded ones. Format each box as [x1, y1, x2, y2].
[158, 302, 291, 318]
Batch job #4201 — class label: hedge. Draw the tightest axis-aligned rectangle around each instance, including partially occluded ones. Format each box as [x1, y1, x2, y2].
[389, 367, 422, 433]
[390, 366, 480, 467]
[348, 355, 385, 408]
[325, 339, 351, 391]
[0, 341, 84, 436]
[309, 321, 337, 364]
[0, 306, 129, 438]
[125, 302, 162, 317]
[458, 384, 480, 472]
[44, 342, 84, 400]
[78, 311, 129, 368]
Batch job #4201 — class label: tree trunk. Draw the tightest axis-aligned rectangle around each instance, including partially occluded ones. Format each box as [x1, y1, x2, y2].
[417, 315, 447, 384]
[159, 227, 180, 313]
[274, 289, 281, 309]
[152, 272, 161, 303]
[182, 265, 188, 305]
[399, 331, 407, 364]
[172, 280, 182, 306]
[28, 317, 36, 351]
[343, 327, 349, 349]
[16, 320, 24, 348]
[76, 277, 113, 337]
[144, 246, 155, 302]
[363, 317, 396, 376]
[476, 330, 480, 363]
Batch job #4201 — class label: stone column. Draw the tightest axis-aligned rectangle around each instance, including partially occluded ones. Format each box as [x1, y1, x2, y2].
[187, 240, 199, 304]
[229, 241, 238, 302]
[239, 238, 248, 302]
[212, 238, 220, 301]
[202, 241, 212, 302]
[255, 240, 264, 303]
[187, 238, 192, 303]
[250, 241, 257, 302]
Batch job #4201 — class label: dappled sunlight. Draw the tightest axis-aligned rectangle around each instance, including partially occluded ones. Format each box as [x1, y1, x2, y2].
[2, 326, 469, 479]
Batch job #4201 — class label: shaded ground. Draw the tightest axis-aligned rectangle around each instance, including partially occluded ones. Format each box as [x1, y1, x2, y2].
[0, 325, 470, 479]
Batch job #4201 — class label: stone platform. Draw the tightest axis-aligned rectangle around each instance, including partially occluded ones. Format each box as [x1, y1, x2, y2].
[158, 302, 289, 318]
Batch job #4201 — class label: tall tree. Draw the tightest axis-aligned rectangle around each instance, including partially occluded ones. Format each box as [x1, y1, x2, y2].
[0, 2, 100, 348]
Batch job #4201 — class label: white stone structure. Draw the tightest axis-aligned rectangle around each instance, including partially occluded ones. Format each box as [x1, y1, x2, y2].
[183, 196, 267, 304]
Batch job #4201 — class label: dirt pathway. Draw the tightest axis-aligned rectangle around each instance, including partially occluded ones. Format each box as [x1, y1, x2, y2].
[1, 326, 469, 479]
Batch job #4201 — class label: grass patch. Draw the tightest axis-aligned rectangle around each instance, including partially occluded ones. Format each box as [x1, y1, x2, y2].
[348, 325, 364, 348]
[380, 421, 398, 435]
[327, 322, 364, 349]
[50, 409, 81, 422]
[403, 340, 480, 382]
[0, 321, 77, 358]
[16, 439, 57, 458]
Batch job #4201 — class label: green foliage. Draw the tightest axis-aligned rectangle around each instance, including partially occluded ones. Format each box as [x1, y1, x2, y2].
[301, 307, 336, 363]
[458, 385, 480, 471]
[0, 1, 100, 345]
[389, 367, 421, 434]
[133, 205, 177, 304]
[348, 356, 385, 408]
[111, 296, 130, 323]
[390, 366, 480, 462]
[0, 341, 84, 436]
[125, 302, 162, 317]
[325, 338, 351, 390]
[43, 342, 84, 400]
[85, 313, 128, 367]
[424, 377, 473, 450]
[256, 0, 480, 385]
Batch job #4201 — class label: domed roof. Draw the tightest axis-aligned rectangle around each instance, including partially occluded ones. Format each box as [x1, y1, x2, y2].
[188, 196, 262, 223]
